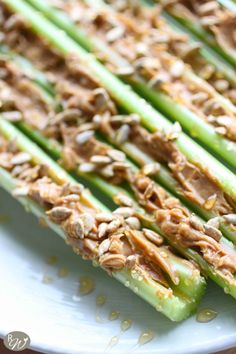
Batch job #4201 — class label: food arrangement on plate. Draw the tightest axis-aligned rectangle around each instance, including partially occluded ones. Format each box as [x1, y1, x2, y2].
[0, 0, 236, 346]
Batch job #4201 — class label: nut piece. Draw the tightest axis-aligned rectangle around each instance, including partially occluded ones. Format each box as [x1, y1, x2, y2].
[107, 218, 123, 233]
[47, 206, 72, 223]
[113, 207, 134, 218]
[143, 228, 164, 246]
[115, 193, 133, 207]
[76, 130, 94, 145]
[96, 213, 114, 223]
[125, 217, 141, 230]
[99, 253, 126, 270]
[11, 152, 31, 165]
[90, 155, 111, 165]
[80, 213, 95, 235]
[98, 222, 108, 238]
[107, 149, 126, 162]
[204, 224, 222, 242]
[64, 217, 85, 239]
[98, 238, 111, 256]
[189, 215, 204, 231]
[223, 214, 236, 225]
[206, 217, 220, 229]
[142, 163, 160, 176]
[115, 124, 130, 145]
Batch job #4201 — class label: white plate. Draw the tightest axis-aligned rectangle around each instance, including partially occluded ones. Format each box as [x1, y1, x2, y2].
[0, 187, 236, 354]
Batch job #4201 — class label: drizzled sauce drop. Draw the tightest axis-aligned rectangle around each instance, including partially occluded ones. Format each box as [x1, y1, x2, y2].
[121, 319, 132, 331]
[196, 308, 218, 323]
[79, 276, 94, 295]
[42, 275, 54, 284]
[96, 294, 107, 306]
[58, 267, 69, 278]
[46, 255, 58, 265]
[109, 310, 120, 321]
[108, 336, 119, 348]
[138, 331, 154, 345]
[96, 294, 107, 323]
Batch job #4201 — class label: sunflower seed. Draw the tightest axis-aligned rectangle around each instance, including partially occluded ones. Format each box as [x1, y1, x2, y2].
[115, 193, 134, 207]
[107, 218, 122, 233]
[124, 114, 140, 125]
[79, 163, 95, 173]
[75, 130, 94, 145]
[198, 1, 219, 15]
[136, 42, 148, 55]
[223, 214, 236, 225]
[94, 88, 110, 111]
[200, 16, 220, 27]
[143, 228, 164, 246]
[99, 253, 126, 269]
[147, 74, 164, 89]
[115, 66, 135, 76]
[83, 238, 98, 254]
[189, 215, 204, 231]
[199, 64, 215, 80]
[216, 116, 233, 127]
[112, 161, 129, 171]
[100, 164, 114, 178]
[106, 26, 125, 42]
[70, 219, 85, 239]
[204, 224, 222, 241]
[62, 183, 84, 196]
[63, 194, 80, 202]
[126, 217, 141, 230]
[96, 213, 114, 223]
[115, 124, 130, 145]
[170, 60, 185, 78]
[166, 122, 182, 140]
[113, 207, 134, 218]
[54, 109, 81, 123]
[1, 110, 22, 122]
[215, 126, 227, 136]
[204, 194, 217, 210]
[206, 217, 220, 229]
[93, 114, 103, 125]
[214, 79, 229, 93]
[143, 163, 160, 176]
[11, 152, 31, 165]
[126, 255, 137, 268]
[98, 222, 108, 238]
[80, 213, 95, 235]
[90, 155, 112, 165]
[98, 238, 111, 256]
[191, 92, 209, 104]
[47, 206, 72, 223]
[107, 149, 126, 162]
[110, 115, 124, 124]
[13, 185, 30, 197]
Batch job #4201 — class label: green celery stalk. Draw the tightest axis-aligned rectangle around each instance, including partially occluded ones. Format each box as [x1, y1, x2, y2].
[2, 0, 236, 298]
[23, 0, 236, 173]
[3, 36, 236, 244]
[156, 0, 236, 68]
[0, 118, 206, 321]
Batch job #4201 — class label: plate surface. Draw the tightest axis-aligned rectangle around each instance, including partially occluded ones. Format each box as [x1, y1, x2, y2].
[0, 188, 236, 354]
